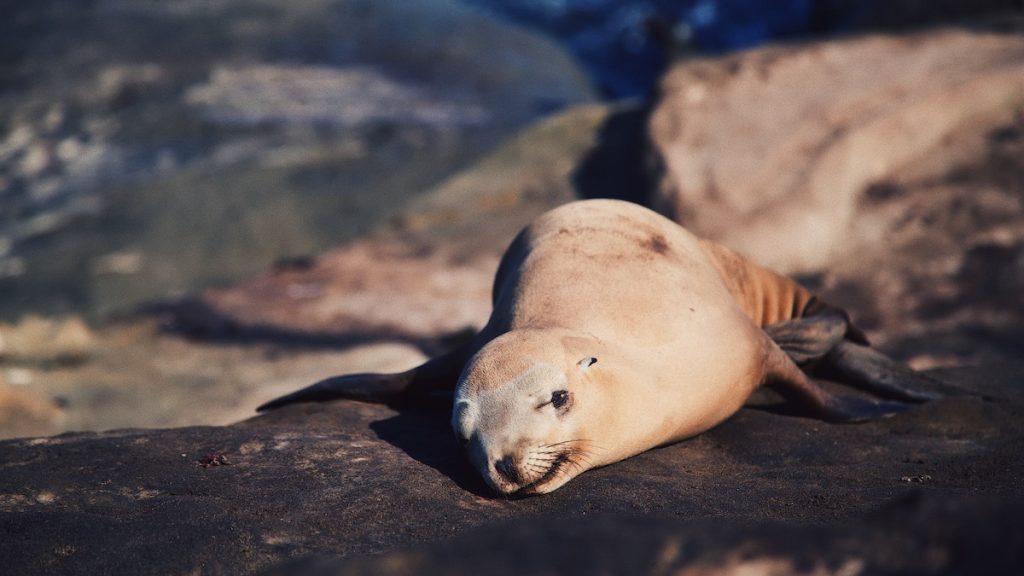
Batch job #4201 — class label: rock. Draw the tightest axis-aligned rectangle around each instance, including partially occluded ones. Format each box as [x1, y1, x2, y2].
[0, 315, 96, 364]
[0, 379, 64, 439]
[0, 319, 428, 439]
[180, 103, 624, 343]
[269, 495, 1024, 576]
[810, 108, 1024, 366]
[0, 365, 1020, 574]
[177, 239, 498, 345]
[649, 28, 1024, 273]
[0, 0, 596, 320]
[185, 65, 489, 129]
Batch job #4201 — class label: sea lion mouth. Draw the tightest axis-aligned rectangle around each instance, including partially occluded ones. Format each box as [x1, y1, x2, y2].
[513, 451, 571, 496]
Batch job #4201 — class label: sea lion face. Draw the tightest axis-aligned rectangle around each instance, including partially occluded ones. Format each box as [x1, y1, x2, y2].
[453, 347, 600, 496]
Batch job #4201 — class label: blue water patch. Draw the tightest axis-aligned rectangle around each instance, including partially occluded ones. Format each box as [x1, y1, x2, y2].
[465, 0, 861, 98]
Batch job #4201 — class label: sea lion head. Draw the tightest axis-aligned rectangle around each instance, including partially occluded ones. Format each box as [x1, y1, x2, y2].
[451, 329, 608, 496]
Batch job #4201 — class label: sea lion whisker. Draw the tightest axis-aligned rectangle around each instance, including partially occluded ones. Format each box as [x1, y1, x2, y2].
[543, 439, 592, 449]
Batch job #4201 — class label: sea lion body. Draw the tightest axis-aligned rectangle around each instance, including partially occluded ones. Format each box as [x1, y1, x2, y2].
[260, 199, 937, 495]
[452, 200, 805, 493]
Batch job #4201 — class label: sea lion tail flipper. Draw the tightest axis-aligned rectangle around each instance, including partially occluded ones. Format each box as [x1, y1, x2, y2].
[762, 338, 909, 423]
[777, 299, 941, 403]
[763, 313, 848, 364]
[822, 341, 944, 403]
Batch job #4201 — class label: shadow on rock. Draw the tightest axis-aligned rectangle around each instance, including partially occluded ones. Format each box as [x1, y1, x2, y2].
[146, 297, 468, 358]
[572, 104, 656, 205]
[369, 407, 493, 498]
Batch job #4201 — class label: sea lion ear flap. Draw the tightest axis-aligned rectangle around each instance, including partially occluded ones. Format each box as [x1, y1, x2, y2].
[577, 357, 597, 369]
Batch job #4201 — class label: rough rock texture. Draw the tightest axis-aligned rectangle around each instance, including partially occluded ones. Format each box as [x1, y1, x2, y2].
[0, 366, 1021, 575]
[648, 27, 1024, 274]
[813, 108, 1024, 368]
[0, 0, 595, 319]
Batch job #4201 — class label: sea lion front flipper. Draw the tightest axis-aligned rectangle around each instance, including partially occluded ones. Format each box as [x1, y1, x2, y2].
[256, 371, 416, 411]
[764, 313, 847, 364]
[761, 337, 909, 423]
[821, 341, 944, 403]
[256, 342, 473, 411]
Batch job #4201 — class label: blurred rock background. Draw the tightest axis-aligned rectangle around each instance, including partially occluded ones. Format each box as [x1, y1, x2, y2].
[1, 0, 1022, 440]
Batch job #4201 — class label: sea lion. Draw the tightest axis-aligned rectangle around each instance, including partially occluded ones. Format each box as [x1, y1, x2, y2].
[258, 199, 939, 495]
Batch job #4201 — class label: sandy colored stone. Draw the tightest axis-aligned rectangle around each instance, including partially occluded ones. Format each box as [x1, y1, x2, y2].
[0, 319, 428, 439]
[649, 28, 1024, 273]
[0, 315, 96, 364]
[0, 379, 64, 439]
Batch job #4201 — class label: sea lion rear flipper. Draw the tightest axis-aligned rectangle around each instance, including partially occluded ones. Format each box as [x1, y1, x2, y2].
[764, 313, 847, 364]
[761, 337, 909, 423]
[822, 341, 944, 403]
[256, 342, 472, 412]
[767, 300, 941, 403]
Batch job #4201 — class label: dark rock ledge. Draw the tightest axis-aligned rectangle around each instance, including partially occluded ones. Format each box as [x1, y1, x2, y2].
[1, 366, 1022, 575]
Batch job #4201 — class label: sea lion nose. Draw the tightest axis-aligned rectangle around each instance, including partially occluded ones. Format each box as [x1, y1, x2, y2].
[493, 455, 521, 485]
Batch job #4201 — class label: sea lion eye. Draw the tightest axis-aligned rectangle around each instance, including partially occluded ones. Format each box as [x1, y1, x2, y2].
[551, 390, 569, 409]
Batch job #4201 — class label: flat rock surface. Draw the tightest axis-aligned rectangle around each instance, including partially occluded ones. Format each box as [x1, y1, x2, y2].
[1, 365, 1021, 575]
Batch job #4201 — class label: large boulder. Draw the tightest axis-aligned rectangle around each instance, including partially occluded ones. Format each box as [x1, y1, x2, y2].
[0, 365, 1021, 574]
[648, 27, 1024, 274]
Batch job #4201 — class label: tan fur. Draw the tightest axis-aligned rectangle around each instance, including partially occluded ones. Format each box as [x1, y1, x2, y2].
[453, 199, 811, 494]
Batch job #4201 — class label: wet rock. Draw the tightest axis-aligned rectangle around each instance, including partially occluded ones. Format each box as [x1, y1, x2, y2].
[649, 28, 1024, 274]
[0, 365, 1020, 575]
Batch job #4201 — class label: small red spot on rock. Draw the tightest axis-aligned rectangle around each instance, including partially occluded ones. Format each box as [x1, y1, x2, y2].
[198, 452, 230, 468]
